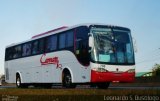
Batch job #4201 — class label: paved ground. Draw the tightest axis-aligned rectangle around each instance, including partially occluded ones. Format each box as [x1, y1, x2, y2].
[1, 84, 160, 89]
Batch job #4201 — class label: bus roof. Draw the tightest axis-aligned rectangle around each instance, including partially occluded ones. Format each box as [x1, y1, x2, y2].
[5, 23, 130, 48]
[31, 26, 68, 39]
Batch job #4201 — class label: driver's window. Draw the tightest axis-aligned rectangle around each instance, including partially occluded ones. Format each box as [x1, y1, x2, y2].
[75, 26, 89, 66]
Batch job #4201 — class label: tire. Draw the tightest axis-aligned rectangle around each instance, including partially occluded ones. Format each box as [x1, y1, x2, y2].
[42, 84, 53, 89]
[90, 83, 97, 88]
[97, 82, 110, 89]
[16, 75, 27, 88]
[63, 73, 76, 88]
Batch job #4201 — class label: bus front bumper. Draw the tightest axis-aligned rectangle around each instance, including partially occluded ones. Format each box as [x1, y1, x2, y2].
[91, 70, 135, 83]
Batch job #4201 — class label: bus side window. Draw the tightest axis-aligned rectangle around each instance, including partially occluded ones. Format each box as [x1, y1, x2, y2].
[22, 43, 32, 56]
[59, 30, 74, 50]
[31, 39, 44, 55]
[32, 40, 39, 55]
[45, 35, 57, 52]
[59, 33, 66, 49]
[39, 38, 44, 54]
[5, 48, 13, 60]
[66, 31, 74, 47]
[13, 45, 21, 59]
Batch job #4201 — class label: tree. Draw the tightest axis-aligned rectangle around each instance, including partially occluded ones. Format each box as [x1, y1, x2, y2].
[152, 64, 160, 76]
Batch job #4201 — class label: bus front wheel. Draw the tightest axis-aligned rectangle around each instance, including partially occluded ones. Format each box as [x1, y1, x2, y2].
[97, 82, 110, 89]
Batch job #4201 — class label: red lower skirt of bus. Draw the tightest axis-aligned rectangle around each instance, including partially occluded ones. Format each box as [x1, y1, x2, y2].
[91, 70, 135, 83]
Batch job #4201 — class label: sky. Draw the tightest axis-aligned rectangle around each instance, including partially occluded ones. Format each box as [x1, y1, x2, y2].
[0, 0, 160, 74]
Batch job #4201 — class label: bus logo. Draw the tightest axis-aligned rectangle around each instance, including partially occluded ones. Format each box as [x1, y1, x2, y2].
[40, 54, 62, 69]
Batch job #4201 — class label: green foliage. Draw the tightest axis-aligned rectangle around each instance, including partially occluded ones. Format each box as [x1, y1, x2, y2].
[152, 64, 160, 76]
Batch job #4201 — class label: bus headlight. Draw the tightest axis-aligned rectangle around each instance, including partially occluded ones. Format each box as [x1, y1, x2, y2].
[92, 68, 107, 72]
[127, 69, 135, 73]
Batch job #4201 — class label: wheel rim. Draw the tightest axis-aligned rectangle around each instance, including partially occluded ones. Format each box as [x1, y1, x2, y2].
[65, 75, 71, 85]
[16, 78, 20, 87]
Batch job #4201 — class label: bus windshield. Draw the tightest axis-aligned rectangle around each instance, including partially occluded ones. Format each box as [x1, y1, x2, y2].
[90, 26, 134, 65]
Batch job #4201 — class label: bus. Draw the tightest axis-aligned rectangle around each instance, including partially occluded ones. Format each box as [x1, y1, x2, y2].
[4, 24, 135, 88]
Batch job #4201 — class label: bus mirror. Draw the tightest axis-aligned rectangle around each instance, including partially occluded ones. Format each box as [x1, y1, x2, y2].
[89, 36, 93, 48]
[132, 37, 137, 53]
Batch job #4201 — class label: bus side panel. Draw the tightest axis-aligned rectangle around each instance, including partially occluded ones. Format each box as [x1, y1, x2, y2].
[5, 50, 91, 84]
[41, 51, 90, 83]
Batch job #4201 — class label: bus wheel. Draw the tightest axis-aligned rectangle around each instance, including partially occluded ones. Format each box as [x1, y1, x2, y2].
[16, 75, 22, 88]
[97, 82, 110, 89]
[16, 75, 27, 88]
[63, 73, 76, 88]
[43, 84, 53, 89]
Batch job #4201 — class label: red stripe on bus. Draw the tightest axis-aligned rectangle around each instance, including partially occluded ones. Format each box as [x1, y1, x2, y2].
[32, 26, 68, 39]
[91, 70, 135, 83]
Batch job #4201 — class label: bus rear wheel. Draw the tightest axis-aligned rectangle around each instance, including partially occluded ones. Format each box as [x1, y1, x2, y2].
[16, 75, 27, 88]
[97, 82, 110, 89]
[63, 72, 76, 88]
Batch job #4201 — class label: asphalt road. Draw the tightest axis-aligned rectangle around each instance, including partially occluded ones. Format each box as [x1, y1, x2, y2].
[0, 85, 160, 89]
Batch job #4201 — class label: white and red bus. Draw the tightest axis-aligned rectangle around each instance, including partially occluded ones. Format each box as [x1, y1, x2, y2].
[5, 24, 135, 88]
